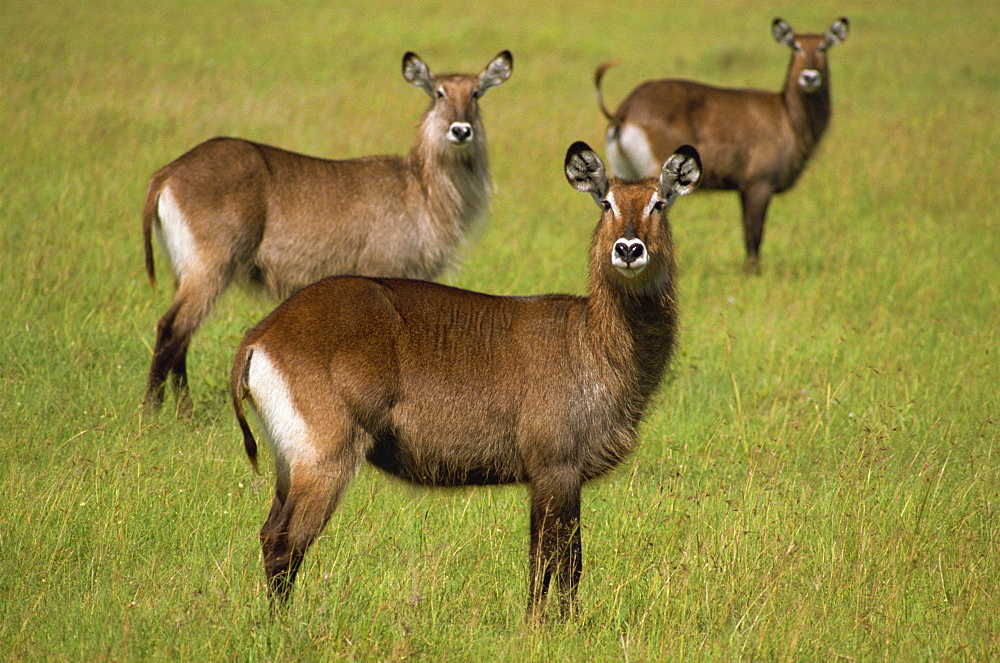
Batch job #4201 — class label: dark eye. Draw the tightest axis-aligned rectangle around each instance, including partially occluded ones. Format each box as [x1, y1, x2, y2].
[654, 200, 668, 211]
[436, 88, 446, 99]
[471, 89, 481, 100]
[600, 200, 611, 211]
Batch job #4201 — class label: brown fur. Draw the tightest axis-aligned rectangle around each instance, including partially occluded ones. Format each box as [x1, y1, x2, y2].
[142, 51, 513, 413]
[230, 141, 702, 619]
[595, 18, 848, 272]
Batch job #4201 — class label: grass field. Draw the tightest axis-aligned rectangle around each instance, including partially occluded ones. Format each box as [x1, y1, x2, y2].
[2, 0, 997, 659]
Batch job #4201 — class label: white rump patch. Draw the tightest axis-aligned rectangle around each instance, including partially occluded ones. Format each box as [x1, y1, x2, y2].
[246, 346, 316, 483]
[155, 185, 200, 280]
[608, 124, 659, 180]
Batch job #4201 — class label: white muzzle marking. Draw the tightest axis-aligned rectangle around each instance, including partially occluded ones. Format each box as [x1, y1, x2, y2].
[798, 69, 822, 92]
[611, 237, 648, 278]
[448, 122, 474, 144]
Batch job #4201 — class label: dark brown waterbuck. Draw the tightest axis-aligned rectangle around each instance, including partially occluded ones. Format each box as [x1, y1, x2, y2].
[595, 17, 848, 271]
[230, 141, 702, 619]
[142, 50, 513, 413]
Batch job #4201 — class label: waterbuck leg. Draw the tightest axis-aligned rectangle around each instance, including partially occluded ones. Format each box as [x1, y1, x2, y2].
[527, 467, 582, 620]
[144, 298, 189, 413]
[143, 274, 227, 414]
[261, 479, 342, 604]
[739, 181, 774, 274]
[260, 428, 364, 605]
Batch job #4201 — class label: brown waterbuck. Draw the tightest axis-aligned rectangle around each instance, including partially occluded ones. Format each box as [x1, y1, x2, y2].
[595, 17, 849, 272]
[142, 50, 513, 413]
[230, 141, 702, 619]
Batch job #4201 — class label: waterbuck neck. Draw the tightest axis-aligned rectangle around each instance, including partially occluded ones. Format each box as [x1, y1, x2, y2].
[782, 62, 833, 152]
[409, 115, 492, 239]
[583, 259, 679, 407]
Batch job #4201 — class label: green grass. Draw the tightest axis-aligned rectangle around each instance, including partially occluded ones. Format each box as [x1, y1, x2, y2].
[2, 0, 997, 659]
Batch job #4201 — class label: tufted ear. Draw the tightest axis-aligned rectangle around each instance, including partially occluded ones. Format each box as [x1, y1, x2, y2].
[772, 18, 796, 47]
[478, 50, 513, 93]
[565, 141, 609, 204]
[402, 52, 435, 96]
[824, 17, 849, 48]
[659, 145, 701, 203]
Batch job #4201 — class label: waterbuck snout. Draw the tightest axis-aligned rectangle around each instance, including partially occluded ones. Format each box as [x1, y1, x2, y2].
[142, 50, 513, 414]
[613, 238, 647, 275]
[596, 17, 849, 272]
[230, 141, 701, 620]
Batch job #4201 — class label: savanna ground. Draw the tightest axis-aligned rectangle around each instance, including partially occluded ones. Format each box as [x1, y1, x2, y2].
[1, 1, 997, 660]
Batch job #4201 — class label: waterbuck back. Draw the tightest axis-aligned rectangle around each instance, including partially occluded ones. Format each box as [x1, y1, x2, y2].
[595, 18, 848, 271]
[142, 50, 513, 413]
[230, 141, 701, 620]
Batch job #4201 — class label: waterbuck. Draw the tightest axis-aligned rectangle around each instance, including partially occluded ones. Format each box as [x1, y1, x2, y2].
[230, 141, 701, 619]
[595, 17, 849, 271]
[142, 50, 513, 413]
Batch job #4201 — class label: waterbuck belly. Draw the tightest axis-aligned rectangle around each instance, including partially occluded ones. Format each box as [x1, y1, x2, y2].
[366, 401, 527, 486]
[366, 432, 527, 486]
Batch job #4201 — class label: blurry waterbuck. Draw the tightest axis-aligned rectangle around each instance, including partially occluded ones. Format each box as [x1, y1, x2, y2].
[142, 50, 513, 413]
[595, 17, 849, 271]
[230, 141, 702, 618]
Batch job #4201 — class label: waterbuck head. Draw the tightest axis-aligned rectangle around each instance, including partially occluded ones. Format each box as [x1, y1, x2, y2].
[403, 50, 513, 151]
[565, 141, 701, 292]
[773, 17, 849, 93]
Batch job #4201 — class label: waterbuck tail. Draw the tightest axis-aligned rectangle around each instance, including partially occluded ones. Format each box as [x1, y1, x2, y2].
[141, 176, 164, 289]
[231, 345, 260, 474]
[594, 61, 621, 123]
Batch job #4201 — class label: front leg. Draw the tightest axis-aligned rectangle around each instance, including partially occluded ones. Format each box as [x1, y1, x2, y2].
[527, 467, 582, 621]
[739, 181, 774, 274]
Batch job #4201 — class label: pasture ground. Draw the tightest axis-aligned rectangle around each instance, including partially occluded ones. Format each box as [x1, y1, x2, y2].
[2, 1, 997, 659]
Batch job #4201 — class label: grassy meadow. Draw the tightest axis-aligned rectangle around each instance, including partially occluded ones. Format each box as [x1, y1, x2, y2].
[2, 0, 997, 659]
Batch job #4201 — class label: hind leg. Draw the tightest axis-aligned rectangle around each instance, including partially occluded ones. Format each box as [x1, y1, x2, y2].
[260, 425, 367, 604]
[143, 272, 228, 414]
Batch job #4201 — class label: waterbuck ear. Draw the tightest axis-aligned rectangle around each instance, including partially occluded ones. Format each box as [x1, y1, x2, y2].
[402, 52, 435, 96]
[660, 145, 701, 201]
[772, 18, 795, 47]
[479, 50, 513, 93]
[565, 141, 608, 202]
[825, 17, 849, 48]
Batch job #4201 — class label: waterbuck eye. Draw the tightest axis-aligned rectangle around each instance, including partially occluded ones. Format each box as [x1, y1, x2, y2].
[471, 88, 481, 100]
[600, 200, 611, 211]
[653, 200, 668, 211]
[436, 88, 446, 99]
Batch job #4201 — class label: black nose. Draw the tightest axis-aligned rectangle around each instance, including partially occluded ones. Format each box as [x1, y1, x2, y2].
[450, 124, 472, 142]
[615, 241, 644, 263]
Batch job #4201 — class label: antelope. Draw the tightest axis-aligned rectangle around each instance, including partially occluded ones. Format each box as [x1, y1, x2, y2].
[141, 50, 513, 413]
[595, 17, 849, 272]
[230, 141, 702, 619]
